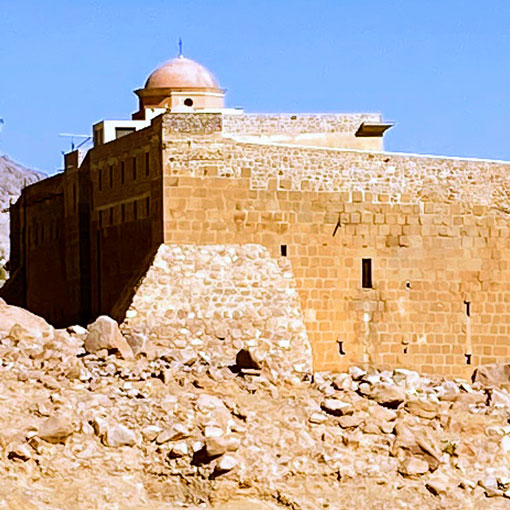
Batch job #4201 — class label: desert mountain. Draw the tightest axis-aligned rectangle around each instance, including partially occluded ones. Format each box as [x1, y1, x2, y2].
[0, 154, 45, 262]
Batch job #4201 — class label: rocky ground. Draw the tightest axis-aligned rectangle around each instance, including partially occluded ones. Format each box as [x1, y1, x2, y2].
[1, 298, 510, 509]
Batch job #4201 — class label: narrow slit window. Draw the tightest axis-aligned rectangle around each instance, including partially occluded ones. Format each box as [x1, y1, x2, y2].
[121, 161, 125, 184]
[121, 203, 126, 222]
[362, 258, 372, 289]
[109, 165, 113, 187]
[280, 244, 287, 257]
[133, 200, 138, 220]
[145, 152, 150, 177]
[99, 169, 103, 191]
[145, 197, 150, 216]
[464, 301, 471, 317]
[132, 156, 137, 180]
[109, 207, 113, 226]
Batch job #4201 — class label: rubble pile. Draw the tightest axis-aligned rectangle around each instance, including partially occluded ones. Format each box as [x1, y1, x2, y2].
[1, 298, 510, 509]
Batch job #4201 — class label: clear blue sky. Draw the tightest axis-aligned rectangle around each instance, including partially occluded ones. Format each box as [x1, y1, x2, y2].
[1, 0, 509, 173]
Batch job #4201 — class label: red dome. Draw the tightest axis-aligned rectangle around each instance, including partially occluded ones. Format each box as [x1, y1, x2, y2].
[145, 56, 220, 89]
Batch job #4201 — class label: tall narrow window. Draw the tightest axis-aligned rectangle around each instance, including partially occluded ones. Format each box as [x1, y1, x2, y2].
[280, 244, 287, 257]
[109, 165, 113, 187]
[109, 207, 113, 226]
[132, 156, 137, 180]
[99, 210, 104, 228]
[121, 161, 125, 184]
[145, 152, 150, 177]
[145, 197, 150, 216]
[362, 258, 372, 289]
[133, 200, 138, 220]
[121, 203, 126, 222]
[99, 169, 103, 191]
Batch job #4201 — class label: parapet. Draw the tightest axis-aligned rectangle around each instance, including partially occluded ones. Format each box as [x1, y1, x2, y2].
[221, 113, 384, 136]
[159, 111, 392, 150]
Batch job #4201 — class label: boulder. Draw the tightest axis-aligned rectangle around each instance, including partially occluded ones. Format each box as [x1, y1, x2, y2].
[84, 316, 133, 359]
[321, 399, 353, 417]
[103, 423, 137, 447]
[156, 424, 189, 444]
[215, 454, 238, 474]
[0, 301, 54, 341]
[487, 388, 510, 408]
[472, 364, 510, 388]
[398, 456, 429, 476]
[405, 398, 440, 419]
[393, 422, 442, 471]
[360, 383, 405, 409]
[124, 329, 154, 357]
[7, 442, 33, 461]
[169, 441, 189, 458]
[38, 415, 73, 444]
[338, 414, 363, 429]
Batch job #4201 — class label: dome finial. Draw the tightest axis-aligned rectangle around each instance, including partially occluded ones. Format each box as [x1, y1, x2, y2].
[178, 37, 183, 59]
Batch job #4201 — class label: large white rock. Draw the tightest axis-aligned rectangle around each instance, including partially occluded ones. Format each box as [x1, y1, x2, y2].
[84, 316, 133, 359]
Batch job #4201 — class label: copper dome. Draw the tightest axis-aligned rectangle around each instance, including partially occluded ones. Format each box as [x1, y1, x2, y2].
[145, 56, 220, 90]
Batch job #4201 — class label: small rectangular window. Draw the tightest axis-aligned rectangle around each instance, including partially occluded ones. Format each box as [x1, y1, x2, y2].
[362, 258, 372, 289]
[115, 127, 135, 139]
[109, 165, 113, 187]
[121, 161, 125, 184]
[145, 152, 150, 176]
[132, 156, 137, 180]
[99, 169, 103, 191]
[280, 244, 287, 257]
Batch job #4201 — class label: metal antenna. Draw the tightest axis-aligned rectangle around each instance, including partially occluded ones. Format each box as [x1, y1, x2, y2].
[58, 133, 91, 151]
[178, 37, 183, 58]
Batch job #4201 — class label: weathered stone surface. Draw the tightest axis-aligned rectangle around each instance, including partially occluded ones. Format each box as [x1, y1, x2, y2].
[103, 424, 138, 447]
[85, 316, 133, 359]
[398, 456, 429, 476]
[0, 300, 53, 341]
[38, 415, 73, 444]
[0, 299, 509, 509]
[473, 364, 510, 388]
[360, 383, 405, 408]
[405, 398, 440, 419]
[338, 414, 363, 429]
[321, 398, 353, 417]
[121, 244, 313, 375]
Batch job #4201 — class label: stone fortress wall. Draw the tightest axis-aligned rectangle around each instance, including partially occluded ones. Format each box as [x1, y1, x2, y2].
[121, 243, 313, 375]
[6, 110, 510, 379]
[158, 112, 510, 379]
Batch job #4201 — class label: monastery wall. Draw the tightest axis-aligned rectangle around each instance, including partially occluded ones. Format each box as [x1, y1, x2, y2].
[158, 120, 510, 377]
[121, 243, 312, 375]
[88, 122, 164, 318]
[159, 171, 510, 378]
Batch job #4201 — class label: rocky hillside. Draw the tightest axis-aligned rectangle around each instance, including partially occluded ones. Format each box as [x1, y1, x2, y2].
[1, 298, 510, 509]
[0, 154, 45, 263]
